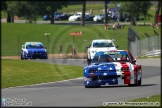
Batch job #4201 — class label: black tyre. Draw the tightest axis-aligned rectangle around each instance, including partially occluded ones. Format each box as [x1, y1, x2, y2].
[21, 54, 24, 60]
[85, 86, 93, 88]
[128, 72, 138, 86]
[137, 78, 141, 86]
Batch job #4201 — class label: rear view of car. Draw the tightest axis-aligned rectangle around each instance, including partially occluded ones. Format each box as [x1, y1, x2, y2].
[21, 42, 48, 59]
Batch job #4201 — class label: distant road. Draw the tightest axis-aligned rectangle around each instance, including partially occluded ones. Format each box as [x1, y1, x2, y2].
[1, 18, 152, 25]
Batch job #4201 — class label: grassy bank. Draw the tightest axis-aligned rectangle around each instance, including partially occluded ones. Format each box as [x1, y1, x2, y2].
[1, 59, 83, 88]
[2, 23, 161, 56]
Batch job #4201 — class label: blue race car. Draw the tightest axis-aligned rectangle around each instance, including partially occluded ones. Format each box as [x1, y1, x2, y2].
[21, 42, 48, 59]
[84, 50, 142, 88]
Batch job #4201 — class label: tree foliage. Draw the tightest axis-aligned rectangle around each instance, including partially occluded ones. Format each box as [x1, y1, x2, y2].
[81, 1, 86, 26]
[154, 1, 161, 25]
[113, 1, 152, 25]
[39, 1, 68, 24]
[1, 0, 7, 11]
[5, 1, 67, 24]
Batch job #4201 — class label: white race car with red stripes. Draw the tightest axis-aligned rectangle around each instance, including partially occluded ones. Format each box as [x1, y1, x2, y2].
[84, 50, 142, 88]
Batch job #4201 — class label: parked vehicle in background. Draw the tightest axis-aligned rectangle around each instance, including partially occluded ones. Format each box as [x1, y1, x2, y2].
[54, 13, 71, 20]
[68, 12, 93, 21]
[93, 14, 105, 22]
[68, 13, 82, 21]
[42, 12, 62, 21]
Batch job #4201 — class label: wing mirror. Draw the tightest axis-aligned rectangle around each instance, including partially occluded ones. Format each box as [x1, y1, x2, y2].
[132, 58, 137, 64]
[22, 45, 25, 49]
[116, 46, 119, 48]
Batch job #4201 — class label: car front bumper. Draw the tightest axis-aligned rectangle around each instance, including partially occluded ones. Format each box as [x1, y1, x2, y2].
[25, 53, 47, 59]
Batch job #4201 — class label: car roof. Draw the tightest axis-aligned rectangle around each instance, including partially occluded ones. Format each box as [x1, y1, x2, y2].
[25, 42, 43, 45]
[92, 39, 112, 41]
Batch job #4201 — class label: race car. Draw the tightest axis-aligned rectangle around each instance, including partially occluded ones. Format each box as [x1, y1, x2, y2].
[84, 50, 142, 88]
[21, 42, 48, 59]
[87, 39, 118, 65]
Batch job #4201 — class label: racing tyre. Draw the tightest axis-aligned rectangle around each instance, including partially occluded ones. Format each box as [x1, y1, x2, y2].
[137, 78, 141, 86]
[84, 86, 93, 88]
[128, 72, 138, 86]
[21, 54, 24, 60]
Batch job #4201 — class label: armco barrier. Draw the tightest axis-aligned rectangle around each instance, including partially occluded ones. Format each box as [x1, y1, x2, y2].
[138, 50, 161, 57]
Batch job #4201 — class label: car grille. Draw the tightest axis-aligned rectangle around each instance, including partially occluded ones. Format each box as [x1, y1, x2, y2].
[34, 52, 42, 54]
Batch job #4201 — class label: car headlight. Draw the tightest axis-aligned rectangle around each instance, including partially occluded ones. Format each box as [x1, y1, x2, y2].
[25, 50, 28, 53]
[121, 67, 129, 71]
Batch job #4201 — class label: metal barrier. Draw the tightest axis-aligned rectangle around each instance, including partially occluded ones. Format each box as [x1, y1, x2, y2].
[128, 27, 161, 57]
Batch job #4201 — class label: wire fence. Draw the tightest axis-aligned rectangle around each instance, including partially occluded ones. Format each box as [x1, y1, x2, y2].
[128, 27, 161, 57]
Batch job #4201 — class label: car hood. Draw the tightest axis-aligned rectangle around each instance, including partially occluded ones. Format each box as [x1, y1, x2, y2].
[85, 62, 133, 71]
[26, 48, 46, 52]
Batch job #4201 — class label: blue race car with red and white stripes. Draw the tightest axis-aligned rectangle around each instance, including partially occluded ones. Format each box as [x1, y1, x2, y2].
[84, 50, 142, 88]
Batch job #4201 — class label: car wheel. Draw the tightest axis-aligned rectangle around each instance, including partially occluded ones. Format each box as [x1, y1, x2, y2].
[21, 54, 24, 60]
[85, 86, 93, 88]
[128, 72, 138, 86]
[77, 18, 80, 21]
[94, 85, 101, 88]
[138, 78, 142, 86]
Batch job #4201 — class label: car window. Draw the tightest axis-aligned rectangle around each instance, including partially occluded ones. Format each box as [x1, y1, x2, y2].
[106, 51, 130, 62]
[92, 41, 114, 48]
[92, 54, 114, 63]
[25, 42, 45, 49]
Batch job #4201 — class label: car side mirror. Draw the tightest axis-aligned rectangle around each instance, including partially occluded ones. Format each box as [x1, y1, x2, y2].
[22, 45, 25, 49]
[132, 58, 137, 64]
[116, 46, 119, 48]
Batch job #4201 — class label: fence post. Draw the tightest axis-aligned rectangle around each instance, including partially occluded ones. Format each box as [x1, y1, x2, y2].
[154, 31, 159, 50]
[144, 33, 150, 52]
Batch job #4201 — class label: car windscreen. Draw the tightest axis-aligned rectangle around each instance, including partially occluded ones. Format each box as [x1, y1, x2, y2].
[25, 42, 45, 49]
[105, 51, 130, 62]
[92, 51, 130, 63]
[93, 41, 114, 48]
[91, 54, 114, 63]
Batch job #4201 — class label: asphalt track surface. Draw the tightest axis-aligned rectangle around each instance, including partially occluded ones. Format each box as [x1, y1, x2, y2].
[2, 58, 161, 107]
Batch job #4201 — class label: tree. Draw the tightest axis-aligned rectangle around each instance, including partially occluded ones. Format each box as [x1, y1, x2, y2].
[6, 1, 41, 23]
[154, 1, 161, 25]
[1, 0, 7, 11]
[6, 1, 18, 23]
[104, 0, 108, 25]
[40, 1, 67, 24]
[81, 0, 86, 26]
[115, 1, 152, 25]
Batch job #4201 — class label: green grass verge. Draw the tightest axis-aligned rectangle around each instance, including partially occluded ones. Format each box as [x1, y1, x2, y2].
[1, 59, 83, 88]
[137, 55, 161, 59]
[2, 23, 161, 56]
[101, 95, 161, 107]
